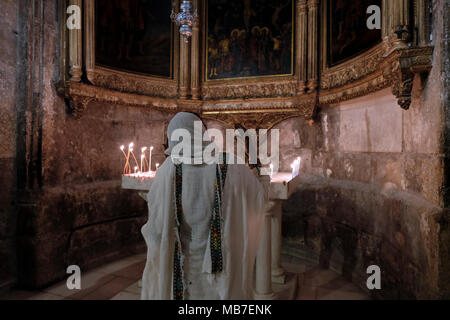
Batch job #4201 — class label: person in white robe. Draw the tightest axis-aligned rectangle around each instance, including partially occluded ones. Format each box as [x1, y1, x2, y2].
[140, 112, 266, 300]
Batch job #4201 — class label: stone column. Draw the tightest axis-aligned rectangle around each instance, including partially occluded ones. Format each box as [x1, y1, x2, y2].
[84, 0, 95, 80]
[416, 0, 430, 46]
[68, 0, 82, 82]
[307, 0, 319, 92]
[179, 36, 190, 98]
[270, 200, 286, 284]
[255, 210, 275, 300]
[382, 0, 391, 42]
[391, 0, 411, 49]
[190, 0, 200, 99]
[296, 0, 308, 94]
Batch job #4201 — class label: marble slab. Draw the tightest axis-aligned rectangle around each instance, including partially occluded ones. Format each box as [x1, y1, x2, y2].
[121, 172, 155, 191]
[269, 173, 301, 200]
[122, 171, 301, 200]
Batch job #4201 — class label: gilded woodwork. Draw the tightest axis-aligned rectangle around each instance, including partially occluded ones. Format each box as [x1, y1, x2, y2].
[307, 0, 319, 93]
[381, 46, 433, 109]
[190, 0, 201, 99]
[62, 0, 433, 126]
[296, 0, 308, 93]
[83, 0, 180, 99]
[68, 0, 82, 82]
[320, 0, 432, 109]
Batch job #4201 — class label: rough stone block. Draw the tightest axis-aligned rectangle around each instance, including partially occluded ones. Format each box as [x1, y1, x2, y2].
[337, 90, 402, 153]
[282, 176, 444, 299]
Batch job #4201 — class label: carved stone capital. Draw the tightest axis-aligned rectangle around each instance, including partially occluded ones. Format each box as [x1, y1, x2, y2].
[307, 0, 320, 9]
[381, 46, 433, 109]
[296, 93, 318, 119]
[69, 96, 94, 119]
[297, 0, 307, 12]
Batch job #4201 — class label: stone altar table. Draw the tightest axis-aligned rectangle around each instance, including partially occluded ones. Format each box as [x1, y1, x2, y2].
[121, 171, 301, 300]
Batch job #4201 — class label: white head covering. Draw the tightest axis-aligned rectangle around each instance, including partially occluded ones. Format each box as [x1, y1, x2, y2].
[165, 112, 212, 165]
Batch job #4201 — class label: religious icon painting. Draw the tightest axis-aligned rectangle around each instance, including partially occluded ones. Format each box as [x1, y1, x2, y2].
[95, 0, 174, 78]
[327, 0, 382, 67]
[206, 0, 294, 81]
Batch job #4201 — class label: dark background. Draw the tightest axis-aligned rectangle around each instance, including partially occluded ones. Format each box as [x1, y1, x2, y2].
[95, 0, 172, 78]
[328, 0, 382, 66]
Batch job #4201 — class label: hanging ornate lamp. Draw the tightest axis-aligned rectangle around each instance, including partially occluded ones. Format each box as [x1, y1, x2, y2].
[171, 1, 199, 43]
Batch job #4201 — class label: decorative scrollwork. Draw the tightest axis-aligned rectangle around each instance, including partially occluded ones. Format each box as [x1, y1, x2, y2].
[381, 46, 433, 110]
[202, 81, 298, 100]
[202, 93, 318, 129]
[69, 96, 94, 119]
[203, 112, 303, 130]
[321, 46, 385, 90]
[88, 70, 179, 99]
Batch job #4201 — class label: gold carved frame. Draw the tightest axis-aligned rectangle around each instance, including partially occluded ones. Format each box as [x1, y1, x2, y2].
[319, 0, 433, 109]
[84, 0, 179, 98]
[60, 0, 433, 128]
[202, 0, 295, 84]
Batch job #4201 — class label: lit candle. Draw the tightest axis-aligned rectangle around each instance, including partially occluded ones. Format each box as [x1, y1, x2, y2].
[141, 147, 147, 172]
[149, 146, 154, 172]
[291, 162, 295, 179]
[126, 143, 134, 174]
[140, 154, 145, 172]
[155, 163, 160, 171]
[120, 145, 129, 175]
[130, 143, 139, 170]
[134, 166, 138, 174]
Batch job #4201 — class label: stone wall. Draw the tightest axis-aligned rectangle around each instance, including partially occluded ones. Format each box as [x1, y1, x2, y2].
[276, 0, 449, 299]
[9, 1, 173, 289]
[17, 101, 172, 288]
[1, 0, 448, 297]
[0, 0, 18, 293]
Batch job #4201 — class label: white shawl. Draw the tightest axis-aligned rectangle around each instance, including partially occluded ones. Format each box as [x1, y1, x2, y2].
[140, 112, 266, 300]
[140, 159, 265, 300]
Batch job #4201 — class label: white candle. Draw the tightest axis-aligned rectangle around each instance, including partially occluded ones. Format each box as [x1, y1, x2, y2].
[140, 154, 145, 172]
[130, 143, 139, 170]
[127, 143, 134, 174]
[120, 145, 128, 174]
[291, 163, 295, 179]
[141, 147, 147, 172]
[270, 163, 274, 179]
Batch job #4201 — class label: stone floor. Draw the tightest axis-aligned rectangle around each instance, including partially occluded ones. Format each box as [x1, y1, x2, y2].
[0, 253, 369, 300]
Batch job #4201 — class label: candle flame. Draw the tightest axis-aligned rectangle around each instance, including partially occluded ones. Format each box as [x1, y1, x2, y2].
[120, 145, 125, 151]
[141, 154, 145, 159]
[150, 146, 154, 151]
[142, 147, 147, 152]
